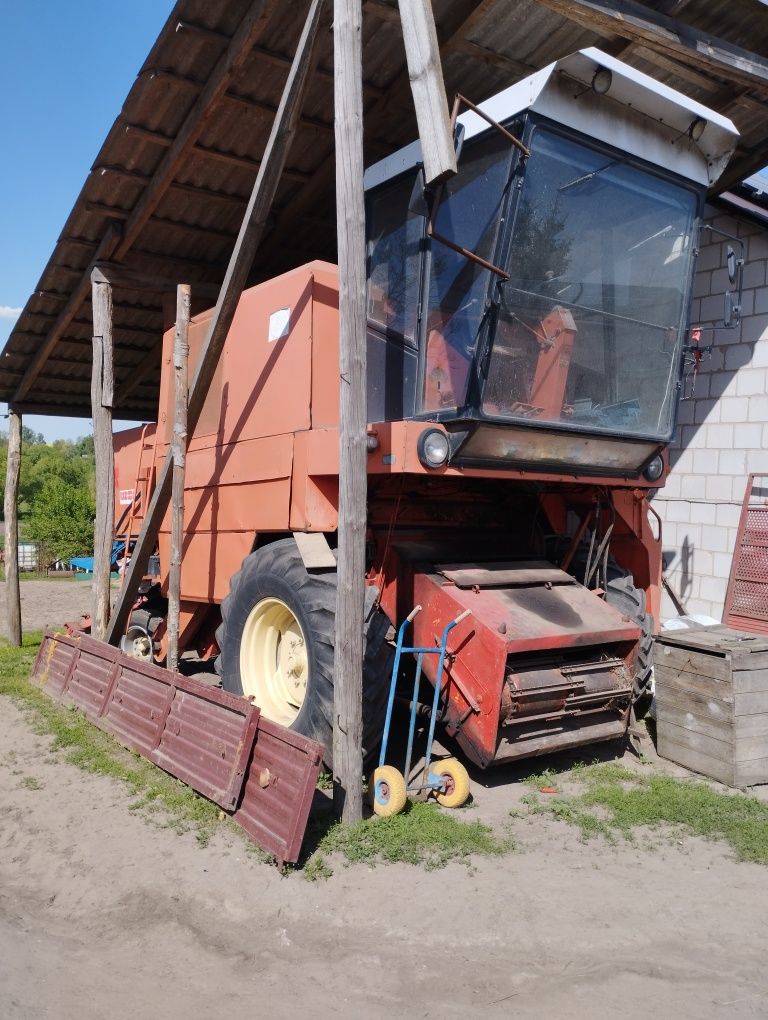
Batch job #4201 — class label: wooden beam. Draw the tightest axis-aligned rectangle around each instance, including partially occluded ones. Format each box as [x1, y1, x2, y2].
[90, 270, 116, 641]
[112, 3, 275, 263]
[93, 263, 221, 302]
[397, 0, 457, 184]
[263, 0, 483, 247]
[333, 0, 366, 823]
[533, 0, 768, 94]
[11, 401, 156, 420]
[629, 45, 766, 115]
[12, 225, 121, 402]
[167, 284, 190, 673]
[3, 410, 21, 646]
[106, 0, 325, 647]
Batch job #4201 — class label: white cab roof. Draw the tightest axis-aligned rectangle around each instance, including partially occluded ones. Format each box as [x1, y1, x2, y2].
[364, 47, 738, 191]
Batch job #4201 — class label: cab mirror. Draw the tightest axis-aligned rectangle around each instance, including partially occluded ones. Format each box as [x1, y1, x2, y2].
[726, 245, 738, 285]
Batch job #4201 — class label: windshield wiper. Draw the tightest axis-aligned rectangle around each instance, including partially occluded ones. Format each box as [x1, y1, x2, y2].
[558, 157, 624, 194]
[501, 283, 676, 336]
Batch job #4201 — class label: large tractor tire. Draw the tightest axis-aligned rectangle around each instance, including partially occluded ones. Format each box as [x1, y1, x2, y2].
[215, 538, 391, 766]
[603, 567, 654, 713]
[569, 551, 654, 713]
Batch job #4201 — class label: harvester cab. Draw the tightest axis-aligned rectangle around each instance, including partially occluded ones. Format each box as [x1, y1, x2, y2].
[364, 47, 737, 477]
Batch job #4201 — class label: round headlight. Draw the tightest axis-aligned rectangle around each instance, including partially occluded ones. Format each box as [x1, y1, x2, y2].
[643, 455, 664, 482]
[417, 428, 450, 469]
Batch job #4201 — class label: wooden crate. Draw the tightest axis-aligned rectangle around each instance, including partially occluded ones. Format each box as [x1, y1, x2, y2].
[655, 624, 768, 788]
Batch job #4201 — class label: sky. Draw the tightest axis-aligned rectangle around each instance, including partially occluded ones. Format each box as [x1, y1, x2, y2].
[0, 2, 175, 442]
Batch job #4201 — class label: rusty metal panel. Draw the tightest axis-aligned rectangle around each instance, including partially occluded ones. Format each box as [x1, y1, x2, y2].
[724, 475, 768, 635]
[31, 635, 79, 697]
[437, 560, 574, 588]
[29, 631, 321, 865]
[234, 718, 322, 868]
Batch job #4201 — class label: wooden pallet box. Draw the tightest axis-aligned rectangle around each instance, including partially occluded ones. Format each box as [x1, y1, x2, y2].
[654, 625, 768, 788]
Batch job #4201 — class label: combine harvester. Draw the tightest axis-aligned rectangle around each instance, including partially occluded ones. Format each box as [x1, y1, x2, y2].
[37, 48, 741, 850]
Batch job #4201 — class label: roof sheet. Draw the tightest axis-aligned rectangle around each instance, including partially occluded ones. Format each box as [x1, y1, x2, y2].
[4, 0, 768, 419]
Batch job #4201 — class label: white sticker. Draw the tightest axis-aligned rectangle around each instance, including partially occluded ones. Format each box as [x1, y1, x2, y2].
[268, 307, 291, 341]
[119, 488, 135, 506]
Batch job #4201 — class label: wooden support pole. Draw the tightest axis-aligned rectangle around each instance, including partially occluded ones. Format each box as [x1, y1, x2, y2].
[91, 271, 115, 641]
[332, 0, 366, 824]
[4, 410, 22, 645]
[105, 0, 325, 647]
[167, 285, 190, 673]
[397, 0, 457, 185]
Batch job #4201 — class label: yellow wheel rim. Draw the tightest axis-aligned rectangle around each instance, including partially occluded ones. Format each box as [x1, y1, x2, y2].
[240, 597, 309, 726]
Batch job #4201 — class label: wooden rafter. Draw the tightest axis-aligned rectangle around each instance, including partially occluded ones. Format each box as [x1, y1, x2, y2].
[533, 0, 768, 95]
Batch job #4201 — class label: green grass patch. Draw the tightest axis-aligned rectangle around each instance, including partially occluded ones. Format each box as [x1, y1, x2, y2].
[0, 635, 226, 846]
[522, 760, 768, 864]
[315, 800, 514, 870]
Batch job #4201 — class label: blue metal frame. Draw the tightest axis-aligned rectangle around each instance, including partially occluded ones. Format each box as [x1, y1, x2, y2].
[378, 605, 471, 795]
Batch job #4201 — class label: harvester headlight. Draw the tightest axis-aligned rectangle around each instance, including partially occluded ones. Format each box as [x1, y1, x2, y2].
[643, 455, 664, 482]
[417, 428, 450, 469]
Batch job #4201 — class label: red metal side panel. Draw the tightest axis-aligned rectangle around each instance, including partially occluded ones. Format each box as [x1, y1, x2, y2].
[108, 663, 171, 757]
[66, 646, 117, 717]
[234, 719, 322, 868]
[29, 632, 322, 865]
[31, 636, 79, 697]
[724, 475, 768, 635]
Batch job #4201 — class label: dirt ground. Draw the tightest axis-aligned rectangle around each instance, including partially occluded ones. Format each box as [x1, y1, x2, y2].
[0, 577, 94, 637]
[2, 582, 768, 1019]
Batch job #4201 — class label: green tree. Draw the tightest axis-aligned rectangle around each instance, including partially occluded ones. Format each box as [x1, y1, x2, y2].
[27, 477, 95, 563]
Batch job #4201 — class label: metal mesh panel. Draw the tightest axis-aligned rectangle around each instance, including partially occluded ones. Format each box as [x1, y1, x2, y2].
[725, 477, 768, 631]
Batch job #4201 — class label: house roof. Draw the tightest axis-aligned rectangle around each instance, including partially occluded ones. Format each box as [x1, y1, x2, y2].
[4, 0, 768, 420]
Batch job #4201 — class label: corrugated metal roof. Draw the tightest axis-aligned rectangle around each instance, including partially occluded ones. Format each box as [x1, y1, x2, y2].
[3, 0, 768, 419]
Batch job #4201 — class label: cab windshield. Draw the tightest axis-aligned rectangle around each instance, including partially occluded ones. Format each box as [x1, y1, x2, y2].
[486, 127, 698, 438]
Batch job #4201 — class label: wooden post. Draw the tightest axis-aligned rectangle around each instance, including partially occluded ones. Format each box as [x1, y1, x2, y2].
[91, 269, 115, 641]
[4, 409, 22, 645]
[167, 284, 190, 673]
[397, 0, 457, 185]
[333, 0, 366, 823]
[105, 0, 325, 647]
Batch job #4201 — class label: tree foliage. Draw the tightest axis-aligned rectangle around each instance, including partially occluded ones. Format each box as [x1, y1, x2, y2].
[0, 431, 96, 562]
[27, 477, 95, 563]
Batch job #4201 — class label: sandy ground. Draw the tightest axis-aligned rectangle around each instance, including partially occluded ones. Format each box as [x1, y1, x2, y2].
[0, 577, 94, 637]
[1, 582, 768, 1018]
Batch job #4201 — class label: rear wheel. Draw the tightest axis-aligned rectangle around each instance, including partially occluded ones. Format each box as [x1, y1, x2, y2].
[603, 568, 654, 713]
[569, 550, 654, 713]
[216, 538, 391, 766]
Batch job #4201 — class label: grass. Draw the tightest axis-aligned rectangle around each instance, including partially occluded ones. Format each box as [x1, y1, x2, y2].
[1, 635, 511, 876]
[0, 634, 226, 846]
[310, 800, 514, 872]
[521, 760, 768, 864]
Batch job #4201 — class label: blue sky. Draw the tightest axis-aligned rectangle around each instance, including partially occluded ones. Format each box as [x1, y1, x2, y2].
[0, 2, 174, 441]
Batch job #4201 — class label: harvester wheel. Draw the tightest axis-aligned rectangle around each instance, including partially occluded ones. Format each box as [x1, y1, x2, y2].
[216, 538, 390, 767]
[570, 552, 654, 716]
[370, 765, 408, 817]
[433, 758, 471, 809]
[120, 607, 164, 663]
[602, 569, 654, 714]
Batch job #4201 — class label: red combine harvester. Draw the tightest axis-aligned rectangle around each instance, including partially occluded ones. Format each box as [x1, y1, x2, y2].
[114, 48, 740, 771]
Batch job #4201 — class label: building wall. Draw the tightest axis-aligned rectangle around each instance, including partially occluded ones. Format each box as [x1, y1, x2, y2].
[653, 203, 768, 622]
